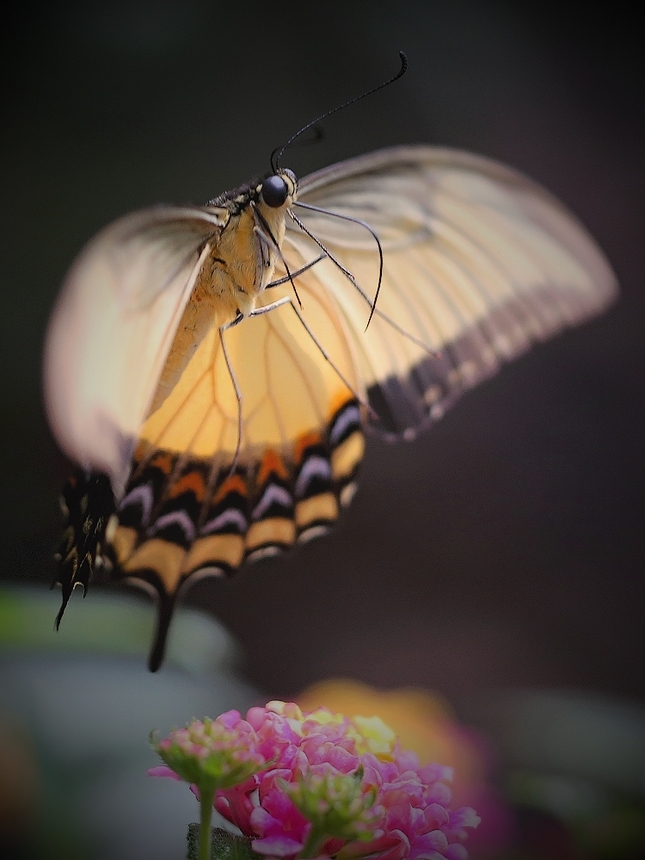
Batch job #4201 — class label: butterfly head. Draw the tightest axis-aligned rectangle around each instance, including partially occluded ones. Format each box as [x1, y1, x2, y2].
[259, 168, 298, 210]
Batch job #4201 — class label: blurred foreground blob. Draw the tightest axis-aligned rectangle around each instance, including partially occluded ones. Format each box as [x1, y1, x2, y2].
[0, 585, 260, 860]
[296, 679, 514, 858]
[477, 689, 645, 860]
[0, 717, 42, 858]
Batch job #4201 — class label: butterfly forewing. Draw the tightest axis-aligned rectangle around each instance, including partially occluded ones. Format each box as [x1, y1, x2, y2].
[44, 206, 228, 496]
[292, 147, 617, 436]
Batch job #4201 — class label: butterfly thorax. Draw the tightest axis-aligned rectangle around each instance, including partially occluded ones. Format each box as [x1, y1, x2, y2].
[151, 169, 298, 414]
[204, 169, 298, 312]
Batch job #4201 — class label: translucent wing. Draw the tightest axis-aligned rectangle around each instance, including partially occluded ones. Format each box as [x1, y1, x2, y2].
[44, 205, 227, 496]
[288, 146, 618, 437]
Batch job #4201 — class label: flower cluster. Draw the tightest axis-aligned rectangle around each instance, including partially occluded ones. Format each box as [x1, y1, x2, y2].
[150, 717, 266, 791]
[151, 701, 479, 860]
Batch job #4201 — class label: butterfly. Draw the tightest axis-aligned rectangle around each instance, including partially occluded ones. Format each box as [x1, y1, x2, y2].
[44, 144, 618, 670]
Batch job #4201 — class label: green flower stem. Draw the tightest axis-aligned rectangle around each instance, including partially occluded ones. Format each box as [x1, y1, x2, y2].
[198, 786, 216, 860]
[299, 826, 328, 860]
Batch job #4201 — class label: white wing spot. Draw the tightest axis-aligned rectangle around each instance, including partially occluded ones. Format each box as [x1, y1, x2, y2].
[252, 484, 293, 520]
[202, 508, 248, 535]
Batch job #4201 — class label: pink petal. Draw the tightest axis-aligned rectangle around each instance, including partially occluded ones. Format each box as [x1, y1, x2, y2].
[444, 845, 468, 860]
[408, 828, 448, 859]
[147, 765, 183, 781]
[252, 833, 306, 856]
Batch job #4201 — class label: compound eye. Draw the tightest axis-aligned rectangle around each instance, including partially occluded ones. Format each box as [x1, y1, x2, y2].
[261, 174, 289, 208]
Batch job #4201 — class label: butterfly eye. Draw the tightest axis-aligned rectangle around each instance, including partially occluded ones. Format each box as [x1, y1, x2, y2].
[261, 174, 289, 208]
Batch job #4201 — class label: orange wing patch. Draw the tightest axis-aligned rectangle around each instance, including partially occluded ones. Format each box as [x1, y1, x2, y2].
[168, 469, 206, 501]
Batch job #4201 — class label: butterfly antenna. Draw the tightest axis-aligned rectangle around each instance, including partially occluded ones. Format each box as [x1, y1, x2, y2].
[269, 126, 326, 173]
[287, 209, 440, 358]
[272, 51, 408, 172]
[294, 201, 384, 330]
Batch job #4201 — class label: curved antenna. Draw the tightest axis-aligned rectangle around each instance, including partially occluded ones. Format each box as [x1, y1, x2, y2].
[269, 125, 326, 169]
[286, 209, 439, 357]
[271, 51, 408, 172]
[294, 200, 384, 330]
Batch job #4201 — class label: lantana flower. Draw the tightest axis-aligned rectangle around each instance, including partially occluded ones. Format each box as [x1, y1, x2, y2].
[150, 701, 479, 860]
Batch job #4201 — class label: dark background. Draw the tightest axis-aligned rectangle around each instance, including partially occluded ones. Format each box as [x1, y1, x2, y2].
[2, 1, 643, 706]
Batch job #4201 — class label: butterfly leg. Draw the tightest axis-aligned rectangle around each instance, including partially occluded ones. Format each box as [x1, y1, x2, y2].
[218, 316, 245, 472]
[264, 253, 327, 288]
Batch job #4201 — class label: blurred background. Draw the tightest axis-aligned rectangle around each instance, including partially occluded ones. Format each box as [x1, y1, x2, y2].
[1, 1, 644, 858]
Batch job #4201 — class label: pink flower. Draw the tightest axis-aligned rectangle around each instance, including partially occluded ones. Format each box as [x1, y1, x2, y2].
[356, 753, 480, 860]
[250, 787, 311, 855]
[149, 717, 265, 791]
[150, 702, 479, 859]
